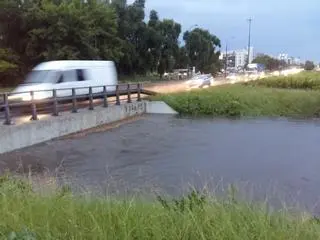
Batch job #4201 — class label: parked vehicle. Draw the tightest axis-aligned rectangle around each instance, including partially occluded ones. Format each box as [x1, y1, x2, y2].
[185, 74, 214, 89]
[9, 60, 118, 101]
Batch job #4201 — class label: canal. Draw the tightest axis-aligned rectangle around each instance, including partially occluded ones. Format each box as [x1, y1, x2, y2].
[1, 115, 320, 213]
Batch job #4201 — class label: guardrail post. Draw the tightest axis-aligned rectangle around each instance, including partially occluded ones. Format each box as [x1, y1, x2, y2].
[103, 86, 108, 108]
[137, 83, 141, 102]
[3, 93, 12, 125]
[52, 89, 59, 116]
[89, 87, 94, 110]
[30, 91, 38, 121]
[116, 85, 120, 105]
[127, 83, 131, 103]
[72, 88, 77, 113]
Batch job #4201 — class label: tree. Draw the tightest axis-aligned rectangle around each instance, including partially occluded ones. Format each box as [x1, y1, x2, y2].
[146, 10, 162, 73]
[111, 0, 157, 75]
[183, 28, 221, 75]
[175, 47, 189, 69]
[0, 48, 20, 86]
[0, 0, 223, 85]
[157, 19, 181, 76]
[252, 54, 283, 71]
[148, 10, 159, 27]
[0, 0, 122, 84]
[146, 12, 181, 77]
[304, 60, 315, 71]
[0, 0, 32, 72]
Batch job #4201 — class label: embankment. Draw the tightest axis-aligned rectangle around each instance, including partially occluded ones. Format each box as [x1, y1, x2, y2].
[157, 72, 320, 118]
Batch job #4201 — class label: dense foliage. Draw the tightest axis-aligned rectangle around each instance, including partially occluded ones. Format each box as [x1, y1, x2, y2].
[0, 0, 221, 86]
[304, 60, 315, 71]
[252, 54, 286, 71]
[183, 28, 221, 74]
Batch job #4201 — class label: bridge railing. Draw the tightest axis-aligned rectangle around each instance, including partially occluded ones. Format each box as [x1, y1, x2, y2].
[0, 83, 149, 125]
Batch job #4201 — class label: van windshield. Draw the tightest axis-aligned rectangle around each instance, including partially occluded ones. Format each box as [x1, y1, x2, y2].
[24, 70, 56, 84]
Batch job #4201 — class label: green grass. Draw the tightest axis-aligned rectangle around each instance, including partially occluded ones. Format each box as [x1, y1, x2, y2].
[156, 84, 320, 118]
[245, 71, 320, 90]
[1, 177, 320, 239]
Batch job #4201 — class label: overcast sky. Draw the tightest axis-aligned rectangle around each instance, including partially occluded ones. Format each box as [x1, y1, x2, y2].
[132, 0, 320, 62]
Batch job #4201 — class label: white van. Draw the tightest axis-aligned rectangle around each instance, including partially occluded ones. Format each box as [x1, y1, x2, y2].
[9, 60, 118, 101]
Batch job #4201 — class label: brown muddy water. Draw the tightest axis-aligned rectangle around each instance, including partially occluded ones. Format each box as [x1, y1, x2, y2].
[1, 114, 320, 213]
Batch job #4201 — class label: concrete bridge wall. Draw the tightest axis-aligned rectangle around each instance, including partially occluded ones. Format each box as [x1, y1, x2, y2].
[0, 101, 177, 154]
[0, 101, 146, 154]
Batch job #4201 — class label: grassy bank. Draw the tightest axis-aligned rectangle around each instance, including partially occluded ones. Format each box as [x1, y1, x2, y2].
[246, 71, 320, 90]
[1, 177, 320, 239]
[156, 85, 320, 117]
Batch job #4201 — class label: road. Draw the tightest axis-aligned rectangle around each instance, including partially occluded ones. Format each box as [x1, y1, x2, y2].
[142, 76, 247, 93]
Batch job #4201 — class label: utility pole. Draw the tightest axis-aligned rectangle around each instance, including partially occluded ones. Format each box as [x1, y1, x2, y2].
[247, 17, 253, 68]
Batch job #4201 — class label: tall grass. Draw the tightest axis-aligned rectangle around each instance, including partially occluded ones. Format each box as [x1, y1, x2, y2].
[1, 176, 320, 239]
[246, 71, 320, 90]
[156, 85, 320, 117]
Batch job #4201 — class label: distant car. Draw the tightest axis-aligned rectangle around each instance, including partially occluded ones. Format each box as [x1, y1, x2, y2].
[185, 74, 214, 89]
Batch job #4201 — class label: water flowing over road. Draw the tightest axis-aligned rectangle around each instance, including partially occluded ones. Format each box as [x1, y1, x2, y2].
[1, 115, 320, 213]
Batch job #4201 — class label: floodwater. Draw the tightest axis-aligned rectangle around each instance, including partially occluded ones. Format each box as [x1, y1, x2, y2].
[1, 115, 320, 212]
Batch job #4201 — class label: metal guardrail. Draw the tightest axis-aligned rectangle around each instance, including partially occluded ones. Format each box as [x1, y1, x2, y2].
[0, 83, 151, 125]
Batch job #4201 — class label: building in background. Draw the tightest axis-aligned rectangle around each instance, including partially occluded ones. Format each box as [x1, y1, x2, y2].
[278, 53, 289, 62]
[278, 53, 301, 66]
[289, 57, 301, 65]
[220, 47, 254, 71]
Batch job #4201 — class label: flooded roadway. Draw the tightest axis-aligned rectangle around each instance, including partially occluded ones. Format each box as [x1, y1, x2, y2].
[1, 115, 320, 212]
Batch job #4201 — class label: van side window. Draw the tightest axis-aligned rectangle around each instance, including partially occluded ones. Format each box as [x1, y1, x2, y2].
[76, 69, 86, 81]
[62, 70, 77, 82]
[57, 74, 64, 84]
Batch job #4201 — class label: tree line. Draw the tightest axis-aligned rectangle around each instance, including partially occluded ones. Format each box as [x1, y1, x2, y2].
[252, 54, 287, 71]
[0, 0, 222, 86]
[253, 54, 316, 72]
